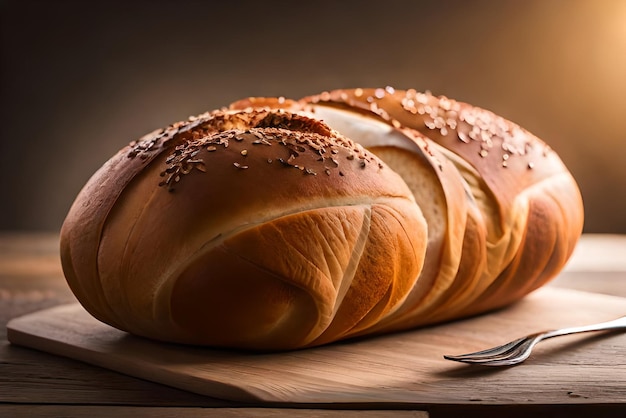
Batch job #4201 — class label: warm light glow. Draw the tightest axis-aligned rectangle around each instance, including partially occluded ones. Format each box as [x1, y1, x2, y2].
[607, 1, 626, 44]
[595, 1, 626, 60]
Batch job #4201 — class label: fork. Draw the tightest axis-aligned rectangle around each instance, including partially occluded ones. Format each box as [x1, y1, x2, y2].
[443, 315, 626, 366]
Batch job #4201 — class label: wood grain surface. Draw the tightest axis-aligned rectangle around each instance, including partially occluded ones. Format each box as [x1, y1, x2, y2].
[7, 287, 626, 406]
[0, 406, 428, 418]
[2, 233, 626, 417]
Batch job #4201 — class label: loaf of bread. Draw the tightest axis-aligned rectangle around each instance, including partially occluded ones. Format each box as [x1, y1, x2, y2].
[60, 87, 584, 350]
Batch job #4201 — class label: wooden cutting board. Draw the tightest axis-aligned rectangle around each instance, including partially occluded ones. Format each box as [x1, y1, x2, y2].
[6, 287, 626, 406]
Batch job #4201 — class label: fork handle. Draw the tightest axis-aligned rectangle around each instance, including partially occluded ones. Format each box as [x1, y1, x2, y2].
[542, 315, 626, 340]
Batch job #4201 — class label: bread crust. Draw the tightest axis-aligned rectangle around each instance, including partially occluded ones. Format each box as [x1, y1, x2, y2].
[60, 88, 584, 350]
[299, 88, 584, 325]
[61, 107, 427, 349]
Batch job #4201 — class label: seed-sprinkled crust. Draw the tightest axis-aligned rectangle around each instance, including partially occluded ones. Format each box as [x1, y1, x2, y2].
[60, 87, 584, 351]
[301, 88, 568, 212]
[127, 108, 386, 191]
[298, 87, 584, 325]
[61, 103, 427, 350]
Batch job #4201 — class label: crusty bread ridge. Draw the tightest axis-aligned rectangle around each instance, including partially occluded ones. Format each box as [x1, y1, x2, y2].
[60, 88, 584, 350]
[297, 88, 584, 329]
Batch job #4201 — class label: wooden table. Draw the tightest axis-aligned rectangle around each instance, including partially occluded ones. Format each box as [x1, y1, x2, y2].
[1, 233, 625, 418]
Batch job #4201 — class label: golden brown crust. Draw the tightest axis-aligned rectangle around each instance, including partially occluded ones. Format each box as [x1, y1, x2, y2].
[301, 88, 567, 212]
[61, 106, 427, 349]
[60, 87, 584, 350]
[299, 87, 584, 327]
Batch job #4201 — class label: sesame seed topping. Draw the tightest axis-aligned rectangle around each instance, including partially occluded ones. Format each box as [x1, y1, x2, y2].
[439, 97, 451, 111]
[479, 149, 489, 158]
[150, 105, 387, 191]
[416, 93, 429, 105]
[354, 88, 363, 97]
[374, 88, 386, 99]
[402, 98, 417, 114]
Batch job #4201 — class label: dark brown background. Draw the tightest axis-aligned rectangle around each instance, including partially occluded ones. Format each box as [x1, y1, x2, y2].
[1, 0, 625, 232]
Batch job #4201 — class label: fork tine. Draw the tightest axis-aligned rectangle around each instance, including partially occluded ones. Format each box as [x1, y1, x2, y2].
[444, 336, 529, 360]
[444, 335, 541, 365]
